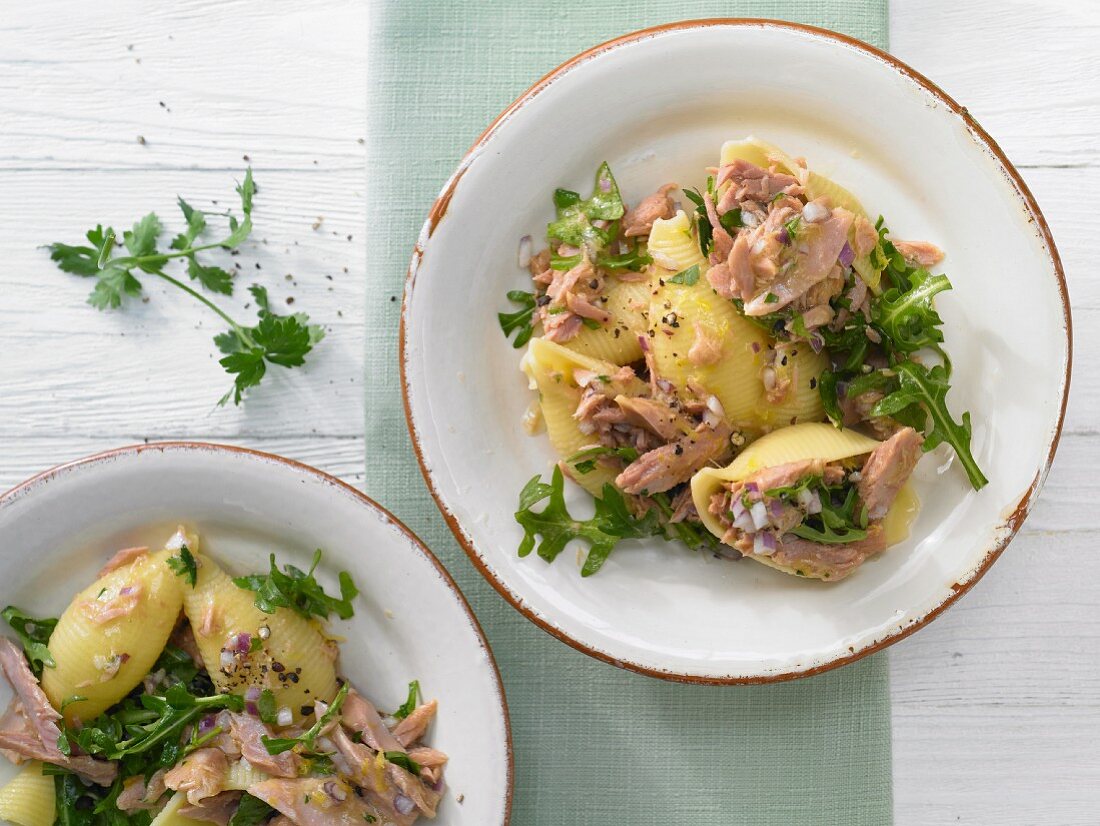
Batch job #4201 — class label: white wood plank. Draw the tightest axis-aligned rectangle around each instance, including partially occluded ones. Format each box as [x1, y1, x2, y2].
[0, 436, 366, 492]
[891, 0, 1100, 168]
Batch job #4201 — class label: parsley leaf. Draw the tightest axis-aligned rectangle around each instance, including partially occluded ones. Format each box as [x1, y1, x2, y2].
[262, 682, 348, 754]
[682, 186, 713, 256]
[2, 606, 57, 676]
[515, 466, 660, 576]
[873, 361, 988, 489]
[394, 680, 420, 720]
[666, 264, 700, 286]
[233, 550, 359, 621]
[166, 545, 197, 587]
[498, 290, 536, 348]
[257, 689, 278, 725]
[229, 794, 275, 826]
[48, 170, 325, 406]
[546, 162, 625, 250]
[385, 751, 422, 774]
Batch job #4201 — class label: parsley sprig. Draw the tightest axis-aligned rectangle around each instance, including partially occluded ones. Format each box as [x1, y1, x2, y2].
[233, 550, 359, 621]
[498, 290, 536, 348]
[166, 545, 197, 588]
[516, 466, 660, 576]
[47, 170, 325, 406]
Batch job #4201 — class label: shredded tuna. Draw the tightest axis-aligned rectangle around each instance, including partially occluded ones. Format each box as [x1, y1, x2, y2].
[97, 546, 149, 577]
[743, 208, 855, 315]
[766, 526, 887, 580]
[164, 747, 228, 805]
[341, 690, 405, 753]
[703, 191, 734, 262]
[716, 159, 801, 211]
[392, 700, 438, 749]
[117, 769, 167, 811]
[614, 396, 688, 441]
[616, 423, 732, 495]
[179, 791, 243, 826]
[248, 777, 390, 826]
[893, 239, 944, 268]
[858, 427, 924, 519]
[539, 307, 584, 342]
[623, 183, 676, 237]
[688, 323, 723, 366]
[851, 216, 878, 258]
[229, 713, 301, 778]
[565, 292, 611, 322]
[79, 583, 143, 625]
[0, 639, 117, 785]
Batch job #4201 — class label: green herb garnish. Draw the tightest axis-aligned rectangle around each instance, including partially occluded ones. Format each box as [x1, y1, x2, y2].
[262, 682, 348, 755]
[233, 550, 358, 621]
[228, 794, 276, 826]
[546, 163, 625, 249]
[498, 290, 537, 348]
[166, 545, 197, 588]
[394, 680, 420, 720]
[666, 264, 700, 286]
[2, 607, 57, 676]
[565, 445, 640, 475]
[385, 751, 422, 775]
[47, 171, 325, 407]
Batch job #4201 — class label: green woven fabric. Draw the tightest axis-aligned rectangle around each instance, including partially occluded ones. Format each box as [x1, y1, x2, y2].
[365, 3, 892, 824]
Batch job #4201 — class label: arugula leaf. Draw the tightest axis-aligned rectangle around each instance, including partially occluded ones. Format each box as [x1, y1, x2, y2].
[385, 751, 422, 774]
[872, 268, 950, 356]
[682, 187, 713, 256]
[262, 682, 348, 754]
[394, 680, 420, 720]
[151, 644, 200, 688]
[48, 170, 325, 406]
[2, 606, 57, 676]
[874, 361, 987, 489]
[498, 290, 537, 348]
[550, 242, 652, 273]
[233, 550, 359, 621]
[546, 162, 625, 250]
[818, 370, 844, 427]
[666, 264, 700, 286]
[166, 545, 197, 587]
[229, 794, 275, 826]
[515, 467, 660, 576]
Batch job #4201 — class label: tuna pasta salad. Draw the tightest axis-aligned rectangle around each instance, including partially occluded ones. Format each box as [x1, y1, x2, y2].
[498, 137, 986, 581]
[0, 528, 445, 825]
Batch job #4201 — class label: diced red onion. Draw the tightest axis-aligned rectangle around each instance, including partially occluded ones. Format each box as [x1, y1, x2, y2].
[431, 778, 445, 792]
[838, 242, 855, 268]
[702, 409, 721, 429]
[731, 496, 746, 520]
[323, 780, 347, 802]
[751, 341, 761, 354]
[244, 685, 261, 716]
[637, 335, 650, 353]
[796, 488, 815, 511]
[753, 532, 777, 556]
[277, 707, 293, 727]
[394, 794, 415, 815]
[807, 490, 822, 515]
[741, 211, 760, 228]
[656, 378, 674, 394]
[768, 499, 784, 519]
[750, 501, 769, 531]
[219, 650, 235, 670]
[573, 368, 597, 387]
[808, 332, 825, 354]
[197, 714, 217, 736]
[229, 632, 252, 654]
[706, 395, 725, 418]
[119, 586, 135, 596]
[744, 482, 759, 495]
[802, 201, 829, 223]
[777, 227, 790, 245]
[671, 200, 682, 213]
[733, 511, 755, 533]
[517, 235, 533, 269]
[848, 471, 862, 483]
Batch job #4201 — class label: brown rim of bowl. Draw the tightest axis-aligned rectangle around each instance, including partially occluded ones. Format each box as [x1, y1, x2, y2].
[0, 441, 516, 824]
[399, 18, 1073, 685]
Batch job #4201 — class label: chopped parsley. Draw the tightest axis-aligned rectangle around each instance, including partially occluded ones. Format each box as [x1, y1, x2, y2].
[166, 545, 197, 588]
[233, 550, 359, 621]
[385, 751, 422, 775]
[394, 680, 420, 720]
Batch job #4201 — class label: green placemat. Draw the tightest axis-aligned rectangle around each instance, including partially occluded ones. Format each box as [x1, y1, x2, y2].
[365, 4, 892, 824]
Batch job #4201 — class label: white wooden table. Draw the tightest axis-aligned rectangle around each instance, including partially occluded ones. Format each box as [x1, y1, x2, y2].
[0, 2, 1095, 822]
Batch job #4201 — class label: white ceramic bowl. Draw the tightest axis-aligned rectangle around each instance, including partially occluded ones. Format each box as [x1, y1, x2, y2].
[0, 443, 512, 823]
[402, 20, 1071, 683]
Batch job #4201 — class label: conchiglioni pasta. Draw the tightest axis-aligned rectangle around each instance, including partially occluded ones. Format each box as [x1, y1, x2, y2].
[0, 763, 55, 826]
[42, 547, 183, 723]
[0, 529, 445, 824]
[500, 142, 980, 580]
